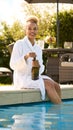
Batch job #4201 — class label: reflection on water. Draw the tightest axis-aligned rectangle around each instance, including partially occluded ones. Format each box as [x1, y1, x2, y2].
[0, 101, 73, 130]
[12, 110, 46, 130]
[11, 104, 60, 130]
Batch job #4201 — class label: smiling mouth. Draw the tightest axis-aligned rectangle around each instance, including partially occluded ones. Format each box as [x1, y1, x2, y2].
[30, 33, 36, 36]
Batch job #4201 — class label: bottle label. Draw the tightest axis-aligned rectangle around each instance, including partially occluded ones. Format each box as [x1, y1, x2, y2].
[32, 67, 39, 80]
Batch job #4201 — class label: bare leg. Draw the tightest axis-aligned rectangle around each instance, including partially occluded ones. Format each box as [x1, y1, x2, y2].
[43, 79, 61, 104]
[54, 81, 61, 98]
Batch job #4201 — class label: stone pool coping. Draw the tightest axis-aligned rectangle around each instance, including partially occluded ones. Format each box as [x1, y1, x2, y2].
[0, 84, 73, 106]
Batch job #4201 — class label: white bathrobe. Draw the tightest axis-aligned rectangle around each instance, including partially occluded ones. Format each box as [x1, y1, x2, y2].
[10, 36, 52, 100]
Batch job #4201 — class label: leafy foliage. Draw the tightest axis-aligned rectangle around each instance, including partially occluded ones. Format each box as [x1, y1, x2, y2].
[51, 10, 73, 47]
[0, 21, 24, 84]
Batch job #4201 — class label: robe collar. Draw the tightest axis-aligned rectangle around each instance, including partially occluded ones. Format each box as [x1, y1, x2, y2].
[24, 36, 36, 52]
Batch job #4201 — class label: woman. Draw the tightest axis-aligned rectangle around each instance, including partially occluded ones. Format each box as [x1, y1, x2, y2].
[10, 16, 61, 104]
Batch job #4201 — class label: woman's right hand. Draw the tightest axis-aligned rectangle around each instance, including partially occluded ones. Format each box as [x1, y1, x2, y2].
[24, 52, 36, 60]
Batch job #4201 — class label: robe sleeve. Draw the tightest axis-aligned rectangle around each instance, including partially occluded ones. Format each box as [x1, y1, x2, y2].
[10, 41, 27, 73]
[37, 47, 45, 74]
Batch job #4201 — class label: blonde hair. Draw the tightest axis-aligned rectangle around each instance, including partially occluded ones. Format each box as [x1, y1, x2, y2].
[26, 15, 39, 24]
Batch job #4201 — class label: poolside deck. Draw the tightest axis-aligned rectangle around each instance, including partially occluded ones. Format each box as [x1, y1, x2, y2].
[0, 84, 73, 106]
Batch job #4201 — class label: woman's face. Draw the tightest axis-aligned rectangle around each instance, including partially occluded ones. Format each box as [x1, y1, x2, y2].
[25, 21, 38, 41]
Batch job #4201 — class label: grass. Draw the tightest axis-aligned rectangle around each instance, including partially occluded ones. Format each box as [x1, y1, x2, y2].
[0, 83, 12, 86]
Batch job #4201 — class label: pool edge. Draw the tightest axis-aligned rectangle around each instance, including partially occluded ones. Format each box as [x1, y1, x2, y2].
[0, 85, 73, 106]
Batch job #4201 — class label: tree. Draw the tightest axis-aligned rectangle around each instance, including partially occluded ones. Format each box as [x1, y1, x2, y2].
[0, 21, 24, 68]
[51, 10, 73, 47]
[0, 21, 24, 84]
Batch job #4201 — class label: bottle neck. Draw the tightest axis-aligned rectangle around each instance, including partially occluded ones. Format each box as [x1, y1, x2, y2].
[33, 57, 36, 61]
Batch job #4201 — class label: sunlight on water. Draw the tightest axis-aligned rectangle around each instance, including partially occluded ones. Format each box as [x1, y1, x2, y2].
[0, 100, 73, 130]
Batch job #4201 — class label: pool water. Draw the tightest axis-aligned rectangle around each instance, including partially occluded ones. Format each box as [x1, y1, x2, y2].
[0, 100, 73, 130]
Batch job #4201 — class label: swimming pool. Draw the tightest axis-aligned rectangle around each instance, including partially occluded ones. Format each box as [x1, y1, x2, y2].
[0, 100, 73, 130]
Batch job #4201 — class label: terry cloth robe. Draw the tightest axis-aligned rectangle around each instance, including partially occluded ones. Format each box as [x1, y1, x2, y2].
[10, 36, 52, 100]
